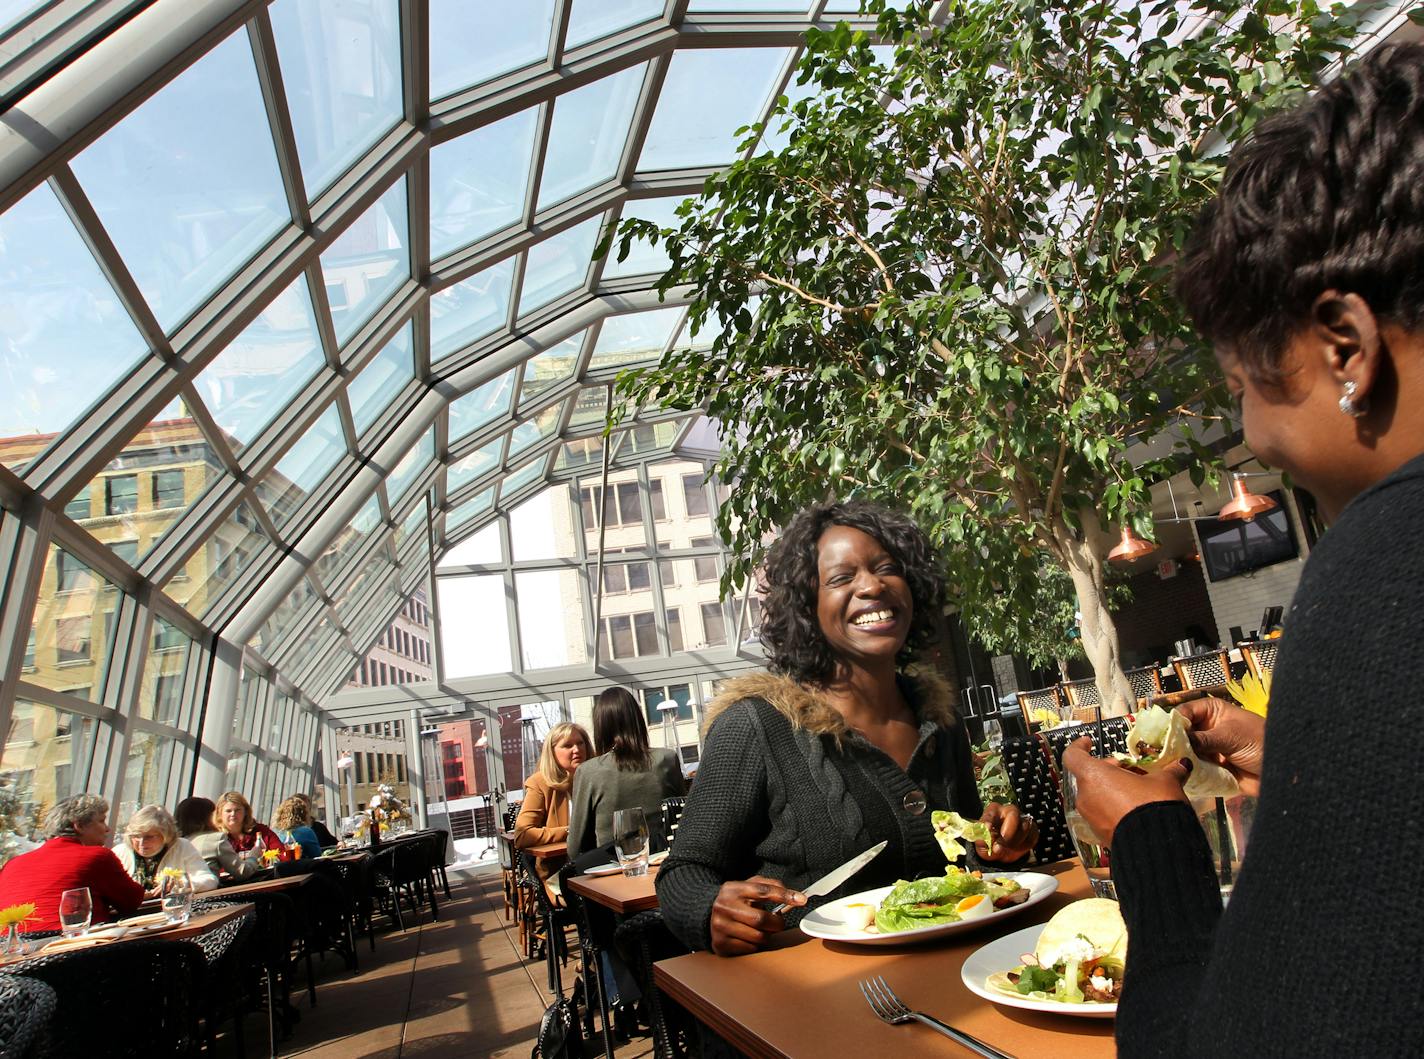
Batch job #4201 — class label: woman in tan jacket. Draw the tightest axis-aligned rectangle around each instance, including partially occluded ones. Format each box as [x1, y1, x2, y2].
[515, 721, 593, 894]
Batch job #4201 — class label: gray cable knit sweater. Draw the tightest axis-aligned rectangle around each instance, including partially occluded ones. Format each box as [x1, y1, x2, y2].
[1112, 453, 1424, 1057]
[657, 670, 982, 952]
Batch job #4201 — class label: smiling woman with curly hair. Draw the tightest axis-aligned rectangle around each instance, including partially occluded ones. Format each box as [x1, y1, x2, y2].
[657, 500, 1037, 957]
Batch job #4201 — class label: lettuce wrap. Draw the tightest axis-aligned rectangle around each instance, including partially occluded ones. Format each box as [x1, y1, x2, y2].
[1114, 705, 1239, 799]
[932, 810, 993, 861]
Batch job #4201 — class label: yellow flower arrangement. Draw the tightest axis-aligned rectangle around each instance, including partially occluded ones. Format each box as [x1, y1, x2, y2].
[260, 849, 281, 866]
[1225, 669, 1271, 718]
[160, 866, 186, 879]
[1031, 706, 1061, 730]
[0, 902, 36, 928]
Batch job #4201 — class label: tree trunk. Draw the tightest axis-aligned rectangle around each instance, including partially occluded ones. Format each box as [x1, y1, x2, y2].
[1054, 511, 1135, 716]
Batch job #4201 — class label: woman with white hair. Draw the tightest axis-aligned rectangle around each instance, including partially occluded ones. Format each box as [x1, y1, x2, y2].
[0, 793, 144, 931]
[112, 805, 218, 895]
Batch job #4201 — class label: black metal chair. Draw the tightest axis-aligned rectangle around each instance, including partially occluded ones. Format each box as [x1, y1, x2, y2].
[1125, 663, 1164, 704]
[429, 828, 453, 898]
[190, 906, 257, 1056]
[1241, 639, 1280, 679]
[556, 860, 614, 1058]
[613, 911, 693, 1059]
[0, 937, 206, 1056]
[372, 838, 438, 930]
[0, 974, 56, 1058]
[324, 851, 377, 955]
[660, 797, 687, 849]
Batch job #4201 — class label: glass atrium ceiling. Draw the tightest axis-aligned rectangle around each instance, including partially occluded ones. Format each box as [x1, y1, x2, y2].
[0, 0, 908, 776]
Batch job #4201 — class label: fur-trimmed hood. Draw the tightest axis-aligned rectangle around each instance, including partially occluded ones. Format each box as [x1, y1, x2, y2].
[702, 669, 958, 745]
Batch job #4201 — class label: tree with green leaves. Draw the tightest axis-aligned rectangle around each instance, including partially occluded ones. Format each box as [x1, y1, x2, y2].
[609, 0, 1357, 710]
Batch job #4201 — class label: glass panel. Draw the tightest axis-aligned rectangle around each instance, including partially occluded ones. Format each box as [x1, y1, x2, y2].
[508, 402, 563, 458]
[618, 419, 680, 457]
[429, 258, 515, 361]
[639, 49, 791, 171]
[259, 403, 348, 529]
[28, 547, 122, 704]
[315, 494, 384, 586]
[566, 0, 662, 50]
[139, 619, 193, 725]
[519, 217, 601, 315]
[537, 63, 646, 211]
[701, 600, 728, 647]
[165, 499, 273, 617]
[79, 400, 229, 568]
[688, 1, 807, 8]
[438, 520, 500, 565]
[499, 455, 548, 500]
[251, 573, 319, 655]
[587, 306, 683, 372]
[70, 29, 289, 332]
[194, 273, 327, 455]
[568, 386, 612, 429]
[509, 486, 577, 561]
[347, 322, 414, 435]
[429, 107, 538, 259]
[269, 0, 403, 197]
[602, 196, 687, 278]
[446, 486, 495, 532]
[0, 183, 151, 476]
[447, 436, 504, 492]
[394, 494, 428, 551]
[334, 552, 395, 624]
[553, 436, 603, 473]
[388, 427, 435, 503]
[320, 177, 410, 347]
[520, 331, 585, 406]
[429, 0, 555, 99]
[438, 574, 512, 677]
[1, 698, 97, 864]
[124, 730, 183, 809]
[516, 569, 589, 668]
[447, 369, 515, 441]
[823, 0, 912, 8]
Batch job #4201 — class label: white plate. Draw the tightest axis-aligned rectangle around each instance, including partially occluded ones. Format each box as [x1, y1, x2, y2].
[960, 923, 1117, 1018]
[798, 871, 1058, 946]
[581, 863, 625, 877]
[85, 924, 129, 940]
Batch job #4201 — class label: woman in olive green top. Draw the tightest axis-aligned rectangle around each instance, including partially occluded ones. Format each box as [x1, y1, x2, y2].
[567, 687, 685, 861]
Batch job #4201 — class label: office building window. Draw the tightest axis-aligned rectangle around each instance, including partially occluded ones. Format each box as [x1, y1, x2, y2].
[682, 474, 709, 517]
[650, 479, 667, 520]
[111, 539, 139, 567]
[607, 614, 634, 659]
[64, 493, 91, 520]
[701, 602, 727, 647]
[659, 559, 678, 588]
[105, 474, 138, 515]
[152, 469, 185, 509]
[616, 481, 641, 525]
[57, 616, 91, 663]
[666, 608, 684, 652]
[633, 612, 657, 655]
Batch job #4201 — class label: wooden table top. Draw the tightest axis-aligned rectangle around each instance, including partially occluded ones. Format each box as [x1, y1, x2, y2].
[566, 865, 660, 914]
[653, 861, 1113, 1059]
[217, 872, 314, 898]
[2, 902, 253, 968]
[498, 831, 567, 860]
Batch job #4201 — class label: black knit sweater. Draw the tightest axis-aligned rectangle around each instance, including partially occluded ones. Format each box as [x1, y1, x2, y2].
[657, 670, 983, 952]
[1112, 453, 1424, 1057]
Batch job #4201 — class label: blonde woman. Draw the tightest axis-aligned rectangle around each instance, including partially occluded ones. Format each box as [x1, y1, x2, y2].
[215, 790, 291, 864]
[515, 722, 593, 893]
[112, 804, 219, 895]
[272, 796, 322, 860]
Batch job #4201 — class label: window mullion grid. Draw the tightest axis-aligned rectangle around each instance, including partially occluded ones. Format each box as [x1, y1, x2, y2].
[548, 0, 573, 68]
[498, 515, 524, 675]
[93, 587, 153, 810]
[613, 55, 670, 187]
[247, 11, 311, 227]
[636, 462, 671, 657]
[0, 501, 53, 738]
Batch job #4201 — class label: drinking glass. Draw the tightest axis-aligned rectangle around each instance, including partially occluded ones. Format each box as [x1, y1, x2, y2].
[58, 887, 92, 937]
[983, 718, 1003, 752]
[613, 807, 650, 877]
[161, 870, 194, 925]
[1059, 770, 1116, 900]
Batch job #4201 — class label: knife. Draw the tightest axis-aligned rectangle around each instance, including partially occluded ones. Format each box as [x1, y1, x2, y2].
[770, 839, 888, 915]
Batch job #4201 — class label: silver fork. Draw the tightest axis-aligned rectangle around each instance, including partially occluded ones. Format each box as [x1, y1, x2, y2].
[859, 976, 1015, 1059]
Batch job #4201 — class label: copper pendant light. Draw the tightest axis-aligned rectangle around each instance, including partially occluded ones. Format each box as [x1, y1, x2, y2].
[1107, 524, 1157, 563]
[1217, 472, 1277, 522]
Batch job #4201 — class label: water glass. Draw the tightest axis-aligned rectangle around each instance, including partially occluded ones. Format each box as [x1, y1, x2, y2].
[983, 718, 1003, 752]
[1059, 770, 1116, 900]
[613, 807, 650, 877]
[161, 870, 194, 925]
[58, 887, 92, 937]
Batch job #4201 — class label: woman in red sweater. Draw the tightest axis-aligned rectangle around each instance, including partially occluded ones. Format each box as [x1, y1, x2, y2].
[0, 794, 143, 931]
[214, 790, 291, 866]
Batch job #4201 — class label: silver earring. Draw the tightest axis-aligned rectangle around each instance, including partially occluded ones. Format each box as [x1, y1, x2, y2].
[1339, 381, 1367, 418]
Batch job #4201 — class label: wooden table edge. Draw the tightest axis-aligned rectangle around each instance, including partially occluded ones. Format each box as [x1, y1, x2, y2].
[653, 959, 788, 1059]
[564, 872, 660, 915]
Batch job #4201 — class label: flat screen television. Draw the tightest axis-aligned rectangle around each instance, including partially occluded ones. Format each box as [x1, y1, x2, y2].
[1195, 491, 1298, 583]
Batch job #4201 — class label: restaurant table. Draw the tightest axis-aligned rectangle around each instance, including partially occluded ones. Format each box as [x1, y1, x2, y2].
[499, 831, 568, 860]
[654, 861, 1113, 1059]
[1, 902, 254, 968]
[217, 872, 314, 899]
[566, 865, 660, 915]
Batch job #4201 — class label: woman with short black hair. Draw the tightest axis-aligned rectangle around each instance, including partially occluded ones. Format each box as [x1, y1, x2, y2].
[566, 687, 685, 861]
[657, 500, 1036, 956]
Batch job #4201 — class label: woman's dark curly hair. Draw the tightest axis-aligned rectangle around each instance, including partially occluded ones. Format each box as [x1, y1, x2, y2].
[1175, 43, 1424, 383]
[760, 500, 944, 684]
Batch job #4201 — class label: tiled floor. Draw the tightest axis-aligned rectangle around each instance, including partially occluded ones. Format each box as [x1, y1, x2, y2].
[234, 863, 653, 1058]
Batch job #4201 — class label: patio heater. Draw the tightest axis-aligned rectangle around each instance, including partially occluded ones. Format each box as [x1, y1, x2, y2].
[656, 699, 681, 757]
[335, 751, 355, 824]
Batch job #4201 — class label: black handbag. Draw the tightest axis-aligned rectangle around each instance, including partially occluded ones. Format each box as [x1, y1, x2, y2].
[532, 994, 583, 1059]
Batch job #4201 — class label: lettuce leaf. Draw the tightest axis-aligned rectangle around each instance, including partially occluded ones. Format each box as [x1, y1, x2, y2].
[931, 810, 992, 861]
